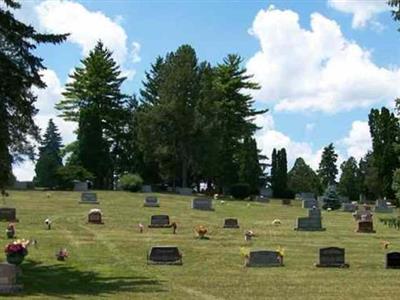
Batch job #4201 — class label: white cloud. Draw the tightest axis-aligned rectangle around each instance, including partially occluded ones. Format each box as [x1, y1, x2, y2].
[341, 120, 371, 160]
[254, 114, 323, 170]
[130, 42, 142, 63]
[13, 70, 77, 181]
[247, 7, 400, 113]
[305, 123, 316, 132]
[328, 0, 389, 29]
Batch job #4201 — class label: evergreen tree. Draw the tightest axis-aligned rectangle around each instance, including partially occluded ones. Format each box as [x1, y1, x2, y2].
[358, 152, 382, 200]
[337, 157, 359, 201]
[0, 0, 67, 192]
[271, 148, 288, 198]
[389, 0, 400, 29]
[271, 149, 278, 196]
[288, 157, 321, 196]
[318, 143, 338, 188]
[368, 107, 399, 198]
[34, 119, 63, 188]
[56, 41, 127, 189]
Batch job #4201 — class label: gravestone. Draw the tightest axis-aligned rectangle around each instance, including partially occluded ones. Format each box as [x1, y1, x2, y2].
[255, 196, 270, 203]
[353, 205, 373, 221]
[315, 247, 349, 268]
[192, 198, 213, 211]
[282, 199, 291, 205]
[79, 192, 99, 204]
[74, 181, 88, 192]
[148, 215, 171, 228]
[295, 207, 325, 231]
[374, 199, 393, 213]
[386, 252, 400, 269]
[0, 208, 17, 222]
[142, 185, 152, 193]
[356, 220, 375, 233]
[342, 203, 357, 213]
[177, 187, 192, 196]
[245, 250, 283, 267]
[144, 196, 160, 207]
[223, 218, 239, 228]
[302, 199, 318, 209]
[147, 246, 182, 265]
[88, 209, 103, 224]
[0, 263, 23, 294]
[297, 192, 315, 201]
[260, 187, 273, 198]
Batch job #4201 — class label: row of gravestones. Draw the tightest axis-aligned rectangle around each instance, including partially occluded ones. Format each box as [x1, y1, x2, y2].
[145, 246, 400, 269]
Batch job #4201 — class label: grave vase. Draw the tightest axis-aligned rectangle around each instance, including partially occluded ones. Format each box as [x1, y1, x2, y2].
[6, 253, 25, 265]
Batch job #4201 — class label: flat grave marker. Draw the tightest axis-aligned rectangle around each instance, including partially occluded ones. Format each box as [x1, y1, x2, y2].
[79, 192, 99, 204]
[148, 215, 171, 228]
[223, 218, 239, 228]
[144, 196, 160, 207]
[245, 250, 283, 267]
[192, 198, 213, 211]
[147, 246, 182, 265]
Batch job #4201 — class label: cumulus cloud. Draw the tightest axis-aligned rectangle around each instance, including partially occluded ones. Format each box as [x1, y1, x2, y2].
[247, 6, 400, 113]
[341, 120, 372, 160]
[328, 0, 389, 29]
[254, 114, 323, 170]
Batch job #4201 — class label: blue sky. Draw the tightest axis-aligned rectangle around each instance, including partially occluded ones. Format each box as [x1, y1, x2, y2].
[10, 0, 400, 180]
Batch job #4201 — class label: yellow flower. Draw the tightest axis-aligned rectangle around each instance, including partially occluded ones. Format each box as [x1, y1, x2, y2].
[276, 246, 285, 257]
[240, 247, 250, 257]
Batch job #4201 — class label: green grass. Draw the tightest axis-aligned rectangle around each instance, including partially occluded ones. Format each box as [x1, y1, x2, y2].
[2, 191, 400, 299]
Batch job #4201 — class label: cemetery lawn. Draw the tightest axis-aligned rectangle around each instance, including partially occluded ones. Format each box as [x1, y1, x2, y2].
[3, 191, 400, 300]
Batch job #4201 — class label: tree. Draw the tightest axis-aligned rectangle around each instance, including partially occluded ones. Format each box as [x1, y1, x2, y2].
[288, 157, 321, 196]
[318, 143, 338, 188]
[34, 119, 63, 188]
[271, 148, 288, 198]
[337, 157, 359, 201]
[0, 0, 67, 192]
[358, 152, 382, 201]
[389, 0, 400, 29]
[57, 41, 127, 189]
[368, 107, 399, 198]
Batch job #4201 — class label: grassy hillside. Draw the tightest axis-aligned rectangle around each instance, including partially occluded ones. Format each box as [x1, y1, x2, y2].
[2, 191, 400, 299]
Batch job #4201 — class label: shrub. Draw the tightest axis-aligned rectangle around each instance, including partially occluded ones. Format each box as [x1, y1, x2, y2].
[119, 173, 143, 192]
[230, 183, 251, 200]
[56, 165, 94, 190]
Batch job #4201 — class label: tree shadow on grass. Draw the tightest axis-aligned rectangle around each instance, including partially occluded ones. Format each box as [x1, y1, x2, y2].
[12, 260, 167, 298]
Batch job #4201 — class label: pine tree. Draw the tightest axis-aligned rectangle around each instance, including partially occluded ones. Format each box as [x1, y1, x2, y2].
[389, 0, 400, 29]
[271, 149, 278, 196]
[56, 41, 127, 189]
[271, 148, 288, 198]
[318, 143, 338, 188]
[34, 119, 63, 188]
[0, 0, 67, 192]
[337, 157, 360, 201]
[288, 157, 321, 196]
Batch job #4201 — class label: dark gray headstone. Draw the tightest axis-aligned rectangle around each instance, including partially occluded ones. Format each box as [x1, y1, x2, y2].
[148, 215, 171, 228]
[79, 192, 99, 204]
[142, 185, 152, 193]
[245, 250, 283, 267]
[316, 247, 349, 268]
[192, 198, 213, 211]
[0, 263, 23, 294]
[147, 246, 182, 265]
[144, 196, 159, 207]
[295, 207, 325, 231]
[74, 181, 88, 192]
[0, 208, 17, 222]
[223, 218, 239, 228]
[386, 252, 400, 269]
[302, 199, 318, 209]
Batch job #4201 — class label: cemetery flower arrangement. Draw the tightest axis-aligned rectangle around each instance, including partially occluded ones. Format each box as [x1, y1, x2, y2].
[56, 248, 69, 261]
[240, 247, 250, 258]
[5, 239, 30, 263]
[195, 225, 208, 238]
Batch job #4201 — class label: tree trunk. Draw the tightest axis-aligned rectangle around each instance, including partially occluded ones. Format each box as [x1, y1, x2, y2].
[0, 103, 11, 191]
[181, 159, 188, 188]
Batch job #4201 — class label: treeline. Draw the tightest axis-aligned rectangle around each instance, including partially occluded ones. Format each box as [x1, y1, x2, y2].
[34, 42, 267, 193]
[270, 107, 400, 205]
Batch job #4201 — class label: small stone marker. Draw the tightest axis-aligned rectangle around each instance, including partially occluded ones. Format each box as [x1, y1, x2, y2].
[0, 208, 17, 222]
[223, 218, 240, 228]
[315, 247, 349, 268]
[374, 199, 393, 213]
[147, 246, 182, 265]
[88, 209, 103, 224]
[0, 263, 22, 294]
[177, 187, 192, 195]
[255, 195, 269, 203]
[192, 198, 213, 211]
[79, 192, 99, 204]
[295, 207, 325, 231]
[144, 196, 160, 207]
[148, 215, 171, 228]
[245, 250, 283, 267]
[342, 203, 357, 212]
[141, 185, 152, 193]
[74, 181, 88, 192]
[386, 252, 400, 269]
[282, 199, 291, 205]
[356, 220, 375, 233]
